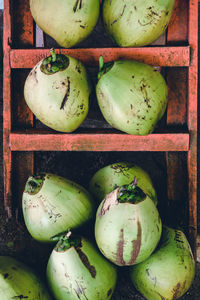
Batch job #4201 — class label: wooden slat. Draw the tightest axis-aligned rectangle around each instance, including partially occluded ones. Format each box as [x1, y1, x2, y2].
[3, 0, 35, 217]
[11, 0, 34, 47]
[10, 46, 190, 68]
[3, 0, 12, 217]
[187, 0, 198, 256]
[9, 131, 189, 152]
[167, 0, 188, 43]
[166, 68, 187, 125]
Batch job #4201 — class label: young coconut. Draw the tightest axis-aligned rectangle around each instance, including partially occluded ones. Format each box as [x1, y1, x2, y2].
[46, 231, 117, 300]
[95, 180, 162, 266]
[30, 0, 100, 48]
[96, 57, 168, 135]
[130, 226, 195, 300]
[24, 49, 91, 132]
[22, 173, 95, 242]
[103, 0, 175, 47]
[89, 162, 157, 205]
[0, 256, 52, 300]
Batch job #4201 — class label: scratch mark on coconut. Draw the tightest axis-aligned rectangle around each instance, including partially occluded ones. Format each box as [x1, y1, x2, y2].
[99, 188, 119, 216]
[111, 4, 127, 25]
[76, 248, 96, 278]
[74, 280, 88, 300]
[146, 268, 157, 287]
[129, 220, 142, 264]
[73, 0, 83, 13]
[60, 77, 70, 110]
[110, 163, 134, 177]
[116, 228, 126, 265]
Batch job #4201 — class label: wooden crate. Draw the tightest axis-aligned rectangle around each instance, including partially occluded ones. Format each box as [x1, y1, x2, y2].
[3, 0, 198, 263]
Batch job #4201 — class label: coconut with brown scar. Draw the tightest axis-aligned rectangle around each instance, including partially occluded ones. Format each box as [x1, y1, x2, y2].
[130, 226, 195, 300]
[24, 49, 91, 132]
[95, 181, 162, 266]
[46, 232, 117, 300]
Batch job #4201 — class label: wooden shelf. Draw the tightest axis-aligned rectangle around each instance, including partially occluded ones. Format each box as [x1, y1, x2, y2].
[10, 131, 189, 152]
[10, 46, 190, 68]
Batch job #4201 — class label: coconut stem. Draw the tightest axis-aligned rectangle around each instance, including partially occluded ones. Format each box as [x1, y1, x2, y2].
[98, 55, 114, 80]
[40, 49, 69, 75]
[54, 231, 82, 252]
[50, 48, 57, 62]
[118, 179, 146, 204]
[25, 175, 44, 195]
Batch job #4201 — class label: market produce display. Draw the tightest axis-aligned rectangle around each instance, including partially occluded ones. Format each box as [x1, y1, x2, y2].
[1, 1, 196, 300]
[22, 173, 95, 242]
[130, 226, 195, 300]
[30, 0, 100, 48]
[47, 232, 117, 300]
[89, 162, 157, 205]
[103, 0, 175, 47]
[24, 49, 91, 132]
[0, 256, 52, 299]
[96, 57, 168, 135]
[95, 181, 162, 266]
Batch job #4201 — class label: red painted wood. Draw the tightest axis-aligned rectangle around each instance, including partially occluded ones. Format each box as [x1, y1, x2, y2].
[167, 0, 188, 43]
[9, 131, 189, 152]
[166, 68, 187, 125]
[3, 0, 35, 216]
[3, 0, 12, 217]
[165, 0, 188, 239]
[11, 0, 34, 47]
[187, 0, 198, 255]
[10, 47, 190, 68]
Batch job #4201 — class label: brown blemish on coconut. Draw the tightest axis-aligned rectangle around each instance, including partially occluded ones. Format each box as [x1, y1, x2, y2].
[129, 220, 142, 264]
[172, 282, 181, 300]
[116, 228, 126, 265]
[60, 77, 70, 110]
[99, 188, 119, 216]
[107, 288, 112, 297]
[76, 247, 96, 278]
[111, 4, 126, 25]
[73, 0, 83, 12]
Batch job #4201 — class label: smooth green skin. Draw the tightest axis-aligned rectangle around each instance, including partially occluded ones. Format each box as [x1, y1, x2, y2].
[0, 256, 52, 300]
[30, 0, 100, 48]
[95, 192, 162, 266]
[22, 173, 95, 242]
[96, 60, 168, 135]
[89, 162, 157, 205]
[46, 237, 117, 300]
[130, 226, 195, 300]
[103, 0, 175, 47]
[24, 55, 91, 132]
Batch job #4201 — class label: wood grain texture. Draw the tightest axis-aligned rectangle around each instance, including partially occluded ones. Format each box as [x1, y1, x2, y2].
[10, 47, 190, 68]
[9, 131, 189, 152]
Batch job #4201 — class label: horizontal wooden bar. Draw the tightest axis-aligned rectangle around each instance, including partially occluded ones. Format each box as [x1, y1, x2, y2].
[9, 131, 189, 152]
[10, 46, 190, 68]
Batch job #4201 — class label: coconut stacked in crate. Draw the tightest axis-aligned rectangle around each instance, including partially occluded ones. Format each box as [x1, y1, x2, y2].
[1, 1, 195, 300]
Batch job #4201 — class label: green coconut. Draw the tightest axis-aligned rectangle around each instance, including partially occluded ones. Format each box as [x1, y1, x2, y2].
[22, 173, 95, 242]
[130, 226, 195, 300]
[24, 50, 91, 132]
[96, 57, 168, 135]
[95, 182, 162, 266]
[46, 232, 117, 300]
[0, 256, 52, 299]
[30, 0, 100, 48]
[89, 162, 157, 205]
[103, 0, 175, 47]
